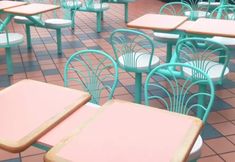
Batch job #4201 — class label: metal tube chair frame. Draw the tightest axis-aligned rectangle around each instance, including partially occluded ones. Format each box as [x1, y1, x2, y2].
[144, 63, 215, 162]
[171, 37, 230, 85]
[110, 28, 160, 103]
[33, 49, 119, 151]
[154, 2, 193, 63]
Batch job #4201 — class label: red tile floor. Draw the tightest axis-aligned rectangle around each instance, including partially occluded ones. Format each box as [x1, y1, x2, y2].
[1, 0, 235, 161]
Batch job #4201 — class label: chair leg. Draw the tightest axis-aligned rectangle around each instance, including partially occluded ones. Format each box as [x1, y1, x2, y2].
[96, 12, 102, 33]
[166, 43, 173, 63]
[197, 84, 207, 119]
[56, 28, 62, 55]
[101, 11, 104, 21]
[124, 3, 128, 23]
[25, 25, 32, 49]
[5, 47, 13, 75]
[135, 73, 142, 104]
[70, 9, 76, 30]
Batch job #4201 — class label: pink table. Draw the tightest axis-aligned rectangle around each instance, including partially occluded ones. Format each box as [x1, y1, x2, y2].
[45, 99, 203, 162]
[0, 79, 90, 153]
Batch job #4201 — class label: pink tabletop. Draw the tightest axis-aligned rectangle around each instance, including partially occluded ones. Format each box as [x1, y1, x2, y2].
[38, 103, 100, 147]
[45, 100, 203, 162]
[127, 14, 188, 31]
[0, 79, 90, 153]
[0, 1, 27, 10]
[182, 18, 235, 37]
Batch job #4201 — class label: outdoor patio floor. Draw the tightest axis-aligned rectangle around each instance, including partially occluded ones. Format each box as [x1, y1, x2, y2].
[1, 0, 235, 161]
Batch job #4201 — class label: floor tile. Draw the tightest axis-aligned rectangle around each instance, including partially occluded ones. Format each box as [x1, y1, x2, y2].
[205, 137, 235, 154]
[213, 122, 235, 136]
[198, 155, 225, 162]
[220, 151, 235, 162]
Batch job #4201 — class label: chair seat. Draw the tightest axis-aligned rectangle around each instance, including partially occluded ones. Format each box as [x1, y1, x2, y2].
[45, 19, 72, 28]
[153, 32, 179, 43]
[198, 2, 220, 8]
[0, 33, 24, 47]
[63, 0, 82, 9]
[210, 36, 235, 48]
[185, 10, 209, 18]
[183, 61, 229, 82]
[14, 15, 41, 24]
[83, 3, 109, 11]
[189, 135, 203, 161]
[118, 53, 160, 72]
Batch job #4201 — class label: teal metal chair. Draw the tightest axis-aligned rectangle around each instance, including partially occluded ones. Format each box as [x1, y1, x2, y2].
[182, 0, 211, 20]
[208, 5, 235, 49]
[61, 0, 109, 32]
[144, 63, 215, 162]
[153, 2, 193, 63]
[64, 49, 119, 105]
[102, 0, 135, 23]
[171, 37, 230, 86]
[60, 0, 82, 29]
[110, 29, 160, 103]
[14, 0, 72, 54]
[0, 19, 24, 75]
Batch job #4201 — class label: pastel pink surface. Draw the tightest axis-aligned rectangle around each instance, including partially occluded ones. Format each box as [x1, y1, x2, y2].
[127, 14, 188, 31]
[184, 18, 235, 37]
[0, 1, 27, 10]
[0, 79, 90, 152]
[48, 100, 202, 162]
[38, 103, 99, 147]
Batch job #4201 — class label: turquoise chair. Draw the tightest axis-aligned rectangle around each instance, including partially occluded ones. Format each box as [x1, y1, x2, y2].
[102, 0, 136, 23]
[33, 49, 118, 153]
[182, 0, 212, 20]
[171, 37, 230, 86]
[64, 49, 119, 105]
[60, 0, 82, 29]
[110, 29, 160, 103]
[208, 5, 235, 49]
[144, 63, 215, 162]
[60, 0, 109, 32]
[0, 19, 24, 75]
[14, 0, 72, 54]
[153, 2, 193, 63]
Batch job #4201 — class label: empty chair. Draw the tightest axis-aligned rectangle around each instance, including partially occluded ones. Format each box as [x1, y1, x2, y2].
[182, 0, 211, 20]
[110, 29, 160, 103]
[154, 2, 193, 63]
[64, 49, 119, 105]
[208, 5, 235, 49]
[171, 37, 230, 85]
[61, 0, 109, 32]
[144, 63, 215, 162]
[0, 19, 24, 75]
[60, 0, 82, 29]
[102, 0, 136, 23]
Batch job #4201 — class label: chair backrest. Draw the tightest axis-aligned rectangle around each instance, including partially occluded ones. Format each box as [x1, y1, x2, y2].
[144, 63, 214, 122]
[171, 37, 229, 84]
[110, 29, 155, 73]
[159, 2, 194, 20]
[60, 0, 81, 9]
[64, 49, 119, 105]
[210, 5, 235, 20]
[50, 0, 71, 20]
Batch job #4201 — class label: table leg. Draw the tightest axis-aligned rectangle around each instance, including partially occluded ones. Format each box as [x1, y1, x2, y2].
[5, 47, 13, 75]
[124, 3, 128, 23]
[166, 43, 173, 63]
[97, 12, 102, 33]
[135, 73, 142, 104]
